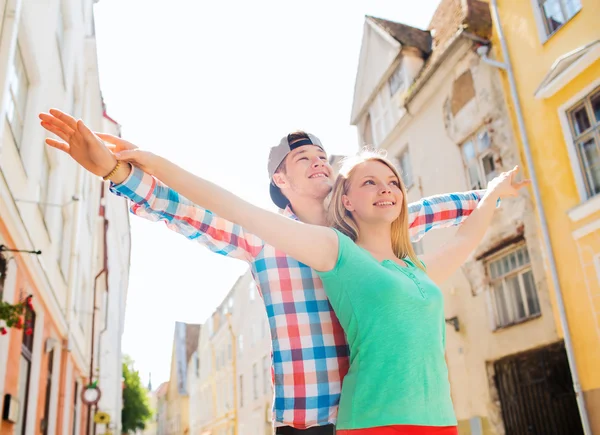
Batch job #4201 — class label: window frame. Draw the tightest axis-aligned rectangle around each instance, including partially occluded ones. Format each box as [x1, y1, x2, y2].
[395, 148, 414, 189]
[388, 60, 406, 97]
[369, 87, 395, 147]
[567, 86, 600, 199]
[6, 42, 30, 155]
[460, 128, 497, 190]
[485, 244, 541, 330]
[531, 0, 582, 43]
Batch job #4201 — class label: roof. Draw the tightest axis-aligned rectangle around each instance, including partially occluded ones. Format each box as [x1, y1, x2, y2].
[367, 16, 432, 55]
[185, 323, 201, 364]
[101, 97, 121, 127]
[156, 382, 169, 397]
[405, 0, 492, 103]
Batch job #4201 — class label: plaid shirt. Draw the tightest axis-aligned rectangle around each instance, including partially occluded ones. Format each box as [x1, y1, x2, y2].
[111, 166, 484, 429]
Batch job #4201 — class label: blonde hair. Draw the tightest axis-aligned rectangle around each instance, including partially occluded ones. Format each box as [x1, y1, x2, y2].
[327, 148, 425, 271]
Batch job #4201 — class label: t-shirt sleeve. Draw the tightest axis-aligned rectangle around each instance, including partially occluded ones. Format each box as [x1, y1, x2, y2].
[317, 228, 356, 278]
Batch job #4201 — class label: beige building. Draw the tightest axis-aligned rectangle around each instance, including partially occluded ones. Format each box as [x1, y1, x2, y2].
[190, 271, 272, 435]
[155, 382, 169, 435]
[349, 1, 579, 434]
[166, 322, 200, 435]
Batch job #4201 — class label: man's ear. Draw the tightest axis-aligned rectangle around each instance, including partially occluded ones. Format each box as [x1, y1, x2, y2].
[272, 172, 287, 189]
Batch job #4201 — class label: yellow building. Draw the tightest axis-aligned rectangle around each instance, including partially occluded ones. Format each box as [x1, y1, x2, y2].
[166, 322, 201, 435]
[486, 0, 600, 433]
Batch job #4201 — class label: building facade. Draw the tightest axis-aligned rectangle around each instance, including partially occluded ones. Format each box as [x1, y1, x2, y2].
[0, 1, 131, 435]
[166, 322, 200, 435]
[189, 271, 272, 435]
[489, 0, 600, 432]
[350, 1, 585, 434]
[154, 382, 169, 435]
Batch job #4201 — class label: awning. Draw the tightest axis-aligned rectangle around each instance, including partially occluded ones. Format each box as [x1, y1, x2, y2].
[534, 39, 600, 99]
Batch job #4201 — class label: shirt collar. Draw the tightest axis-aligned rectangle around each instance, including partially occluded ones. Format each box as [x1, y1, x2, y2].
[283, 205, 299, 221]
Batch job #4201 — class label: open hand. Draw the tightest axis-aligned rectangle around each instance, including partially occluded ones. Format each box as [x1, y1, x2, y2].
[39, 109, 117, 177]
[487, 166, 530, 199]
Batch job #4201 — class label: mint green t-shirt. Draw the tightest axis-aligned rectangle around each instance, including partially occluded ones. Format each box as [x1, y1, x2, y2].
[317, 229, 457, 430]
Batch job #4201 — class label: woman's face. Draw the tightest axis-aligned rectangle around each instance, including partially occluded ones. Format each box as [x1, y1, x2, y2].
[342, 160, 403, 226]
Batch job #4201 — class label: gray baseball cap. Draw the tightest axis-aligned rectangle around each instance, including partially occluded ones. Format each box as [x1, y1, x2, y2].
[268, 133, 325, 209]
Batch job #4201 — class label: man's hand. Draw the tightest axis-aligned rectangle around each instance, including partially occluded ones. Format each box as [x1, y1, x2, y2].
[39, 109, 131, 183]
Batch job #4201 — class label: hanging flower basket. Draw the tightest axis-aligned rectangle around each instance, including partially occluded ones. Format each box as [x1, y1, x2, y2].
[0, 254, 34, 335]
[0, 295, 34, 335]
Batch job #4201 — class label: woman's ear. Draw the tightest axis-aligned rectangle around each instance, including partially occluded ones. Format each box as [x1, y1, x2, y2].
[342, 195, 354, 212]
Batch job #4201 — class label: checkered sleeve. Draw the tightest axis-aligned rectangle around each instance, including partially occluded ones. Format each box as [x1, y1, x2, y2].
[109, 166, 265, 262]
[407, 190, 487, 242]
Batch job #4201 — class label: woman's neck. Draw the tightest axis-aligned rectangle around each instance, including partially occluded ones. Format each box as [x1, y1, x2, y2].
[355, 222, 396, 261]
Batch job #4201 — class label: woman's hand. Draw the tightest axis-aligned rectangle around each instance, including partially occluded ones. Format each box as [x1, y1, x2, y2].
[114, 149, 161, 176]
[422, 165, 530, 284]
[487, 166, 530, 199]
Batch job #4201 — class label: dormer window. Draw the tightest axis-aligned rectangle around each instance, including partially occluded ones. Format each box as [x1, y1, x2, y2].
[388, 61, 406, 96]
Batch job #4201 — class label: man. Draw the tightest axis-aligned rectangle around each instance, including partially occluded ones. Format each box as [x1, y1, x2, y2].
[40, 109, 485, 434]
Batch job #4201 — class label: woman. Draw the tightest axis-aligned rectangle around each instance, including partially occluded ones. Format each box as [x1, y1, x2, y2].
[41, 114, 527, 434]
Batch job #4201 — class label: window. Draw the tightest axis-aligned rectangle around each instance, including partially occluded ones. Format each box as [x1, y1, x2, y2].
[388, 61, 405, 96]
[252, 363, 258, 400]
[71, 79, 82, 120]
[6, 42, 29, 151]
[395, 149, 413, 189]
[537, 0, 581, 36]
[568, 87, 600, 198]
[487, 244, 541, 329]
[39, 150, 52, 218]
[56, 3, 67, 87]
[0, 253, 6, 301]
[72, 382, 79, 435]
[363, 113, 374, 146]
[78, 277, 88, 331]
[42, 350, 54, 435]
[461, 129, 496, 190]
[369, 87, 396, 147]
[15, 307, 35, 435]
[412, 240, 424, 256]
[239, 374, 244, 408]
[262, 356, 270, 394]
[249, 282, 256, 301]
[55, 206, 71, 280]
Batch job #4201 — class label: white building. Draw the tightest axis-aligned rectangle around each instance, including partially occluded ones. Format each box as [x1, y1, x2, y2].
[350, 3, 568, 434]
[189, 271, 272, 435]
[0, 1, 131, 435]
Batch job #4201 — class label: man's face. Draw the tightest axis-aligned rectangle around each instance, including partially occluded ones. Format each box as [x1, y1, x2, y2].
[273, 145, 334, 202]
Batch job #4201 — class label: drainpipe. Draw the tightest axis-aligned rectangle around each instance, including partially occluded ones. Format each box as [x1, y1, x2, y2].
[478, 1, 592, 433]
[226, 313, 238, 435]
[87, 186, 110, 435]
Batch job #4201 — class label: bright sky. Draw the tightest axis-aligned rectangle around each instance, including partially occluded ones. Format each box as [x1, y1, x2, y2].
[94, 0, 441, 388]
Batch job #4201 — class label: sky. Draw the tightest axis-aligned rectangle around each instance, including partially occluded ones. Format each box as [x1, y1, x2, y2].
[93, 0, 442, 388]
